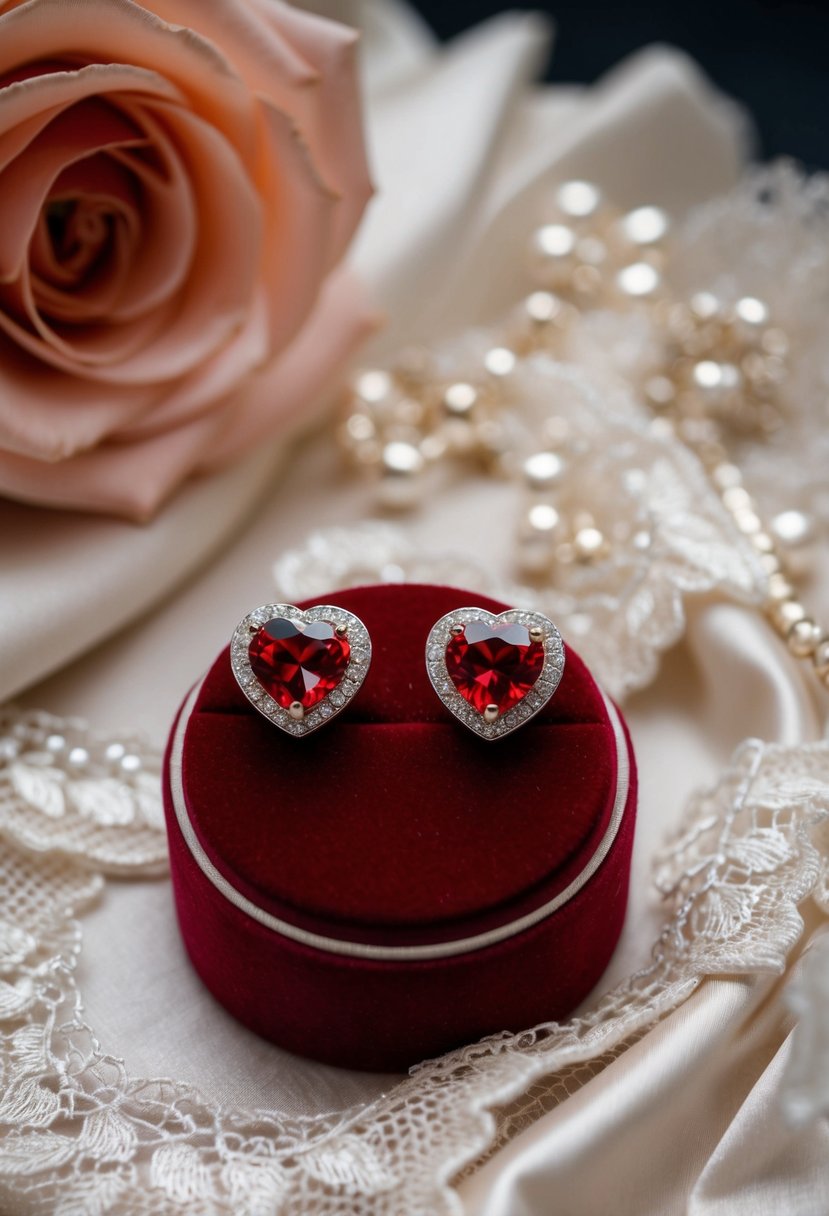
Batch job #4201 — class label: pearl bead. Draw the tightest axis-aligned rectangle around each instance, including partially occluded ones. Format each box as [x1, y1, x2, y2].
[524, 291, 563, 325]
[532, 226, 571, 261]
[484, 347, 516, 378]
[787, 618, 821, 658]
[722, 486, 752, 513]
[68, 746, 89, 768]
[105, 742, 126, 762]
[734, 296, 769, 328]
[616, 261, 661, 299]
[353, 369, 393, 406]
[751, 531, 775, 554]
[770, 599, 806, 633]
[771, 509, 814, 548]
[692, 360, 741, 395]
[526, 503, 561, 534]
[45, 734, 66, 753]
[619, 205, 669, 247]
[767, 572, 794, 603]
[769, 509, 816, 578]
[523, 451, 566, 491]
[712, 463, 743, 490]
[689, 291, 721, 321]
[733, 508, 762, 535]
[574, 526, 608, 562]
[555, 180, 602, 220]
[442, 382, 478, 417]
[377, 442, 425, 509]
[121, 754, 142, 774]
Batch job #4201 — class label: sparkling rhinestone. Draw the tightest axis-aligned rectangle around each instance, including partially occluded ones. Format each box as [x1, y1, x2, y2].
[248, 618, 350, 711]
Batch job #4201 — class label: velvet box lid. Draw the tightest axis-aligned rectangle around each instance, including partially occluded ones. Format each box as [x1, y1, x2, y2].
[163, 584, 637, 1071]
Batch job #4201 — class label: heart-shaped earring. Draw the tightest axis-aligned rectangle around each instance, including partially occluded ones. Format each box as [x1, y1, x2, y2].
[426, 607, 564, 740]
[230, 603, 372, 736]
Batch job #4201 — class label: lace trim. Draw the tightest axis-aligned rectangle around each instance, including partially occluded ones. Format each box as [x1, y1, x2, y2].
[0, 697, 827, 1212]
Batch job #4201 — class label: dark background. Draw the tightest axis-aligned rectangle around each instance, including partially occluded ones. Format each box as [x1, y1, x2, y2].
[410, 1, 829, 169]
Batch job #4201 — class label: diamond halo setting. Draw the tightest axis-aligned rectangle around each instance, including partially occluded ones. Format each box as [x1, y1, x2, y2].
[425, 607, 565, 740]
[230, 603, 372, 737]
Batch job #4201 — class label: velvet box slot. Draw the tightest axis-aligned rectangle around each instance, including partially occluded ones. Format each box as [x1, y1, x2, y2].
[163, 584, 638, 1072]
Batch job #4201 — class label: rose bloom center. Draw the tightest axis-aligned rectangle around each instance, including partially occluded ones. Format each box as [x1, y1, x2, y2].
[445, 621, 544, 715]
[249, 618, 350, 710]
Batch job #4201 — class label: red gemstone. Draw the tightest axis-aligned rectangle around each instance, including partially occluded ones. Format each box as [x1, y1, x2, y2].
[445, 621, 543, 715]
[249, 617, 350, 710]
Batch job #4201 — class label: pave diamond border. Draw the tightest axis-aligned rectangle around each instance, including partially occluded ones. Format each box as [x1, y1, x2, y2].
[230, 603, 371, 737]
[425, 607, 565, 741]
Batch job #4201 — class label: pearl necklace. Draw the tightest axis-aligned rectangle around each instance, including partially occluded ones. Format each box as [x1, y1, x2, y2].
[339, 180, 828, 691]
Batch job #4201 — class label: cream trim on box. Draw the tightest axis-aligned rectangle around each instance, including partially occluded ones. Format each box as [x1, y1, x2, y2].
[168, 678, 630, 961]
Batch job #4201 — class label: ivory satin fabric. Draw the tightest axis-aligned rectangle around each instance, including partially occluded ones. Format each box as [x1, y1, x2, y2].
[7, 2, 829, 1212]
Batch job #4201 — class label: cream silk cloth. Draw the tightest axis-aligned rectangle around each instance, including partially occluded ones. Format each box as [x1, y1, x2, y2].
[4, 2, 828, 1213]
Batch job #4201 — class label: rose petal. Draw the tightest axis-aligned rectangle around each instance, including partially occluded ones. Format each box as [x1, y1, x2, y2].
[0, 97, 142, 281]
[0, 0, 257, 164]
[141, 0, 373, 261]
[253, 97, 339, 352]
[0, 329, 161, 460]
[0, 98, 261, 378]
[0, 267, 378, 517]
[198, 266, 381, 463]
[248, 0, 373, 260]
[113, 291, 271, 440]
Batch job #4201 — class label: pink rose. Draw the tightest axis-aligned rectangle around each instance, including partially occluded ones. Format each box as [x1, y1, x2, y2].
[0, 0, 374, 519]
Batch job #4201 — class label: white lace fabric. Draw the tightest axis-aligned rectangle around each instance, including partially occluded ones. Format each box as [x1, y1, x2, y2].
[1, 656, 828, 1213]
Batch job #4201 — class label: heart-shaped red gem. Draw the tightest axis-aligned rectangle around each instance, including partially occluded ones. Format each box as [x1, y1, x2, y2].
[445, 621, 544, 715]
[249, 617, 350, 710]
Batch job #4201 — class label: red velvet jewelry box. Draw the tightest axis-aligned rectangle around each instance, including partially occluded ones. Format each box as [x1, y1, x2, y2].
[163, 584, 637, 1072]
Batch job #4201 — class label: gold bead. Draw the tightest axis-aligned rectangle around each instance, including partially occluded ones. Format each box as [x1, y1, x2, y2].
[787, 618, 822, 658]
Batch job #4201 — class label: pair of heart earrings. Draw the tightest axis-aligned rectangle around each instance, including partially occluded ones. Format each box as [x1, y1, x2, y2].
[230, 602, 565, 742]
